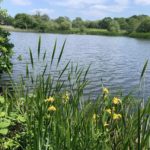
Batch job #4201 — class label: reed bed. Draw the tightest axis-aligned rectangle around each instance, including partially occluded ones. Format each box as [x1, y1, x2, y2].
[0, 37, 150, 150]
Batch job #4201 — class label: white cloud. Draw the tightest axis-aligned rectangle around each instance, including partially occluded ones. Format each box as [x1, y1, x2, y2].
[11, 0, 31, 6]
[45, 0, 129, 19]
[53, 0, 106, 8]
[30, 8, 55, 16]
[135, 0, 150, 5]
[91, 0, 128, 13]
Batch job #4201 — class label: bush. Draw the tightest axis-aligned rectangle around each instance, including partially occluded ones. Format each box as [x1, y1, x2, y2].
[0, 28, 14, 73]
[108, 20, 120, 32]
[136, 19, 150, 33]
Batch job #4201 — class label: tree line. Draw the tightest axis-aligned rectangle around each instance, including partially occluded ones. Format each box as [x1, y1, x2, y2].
[1, 11, 150, 33]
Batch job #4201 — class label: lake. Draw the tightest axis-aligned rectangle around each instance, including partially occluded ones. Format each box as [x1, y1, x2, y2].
[1, 32, 150, 99]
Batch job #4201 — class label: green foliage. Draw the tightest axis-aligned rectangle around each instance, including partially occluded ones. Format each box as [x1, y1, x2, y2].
[137, 19, 150, 32]
[127, 18, 141, 33]
[0, 39, 150, 149]
[59, 20, 71, 30]
[0, 0, 8, 25]
[114, 17, 128, 30]
[108, 20, 120, 32]
[0, 28, 14, 73]
[72, 17, 85, 28]
[0, 94, 26, 149]
[99, 17, 112, 29]
[1, 8, 150, 37]
[0, 1, 150, 37]
[129, 32, 150, 39]
[0, 9, 8, 24]
[14, 13, 37, 29]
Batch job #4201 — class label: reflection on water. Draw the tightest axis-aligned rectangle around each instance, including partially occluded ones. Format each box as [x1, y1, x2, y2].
[1, 32, 150, 99]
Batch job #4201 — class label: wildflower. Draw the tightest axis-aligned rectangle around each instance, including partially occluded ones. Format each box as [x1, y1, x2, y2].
[62, 91, 70, 103]
[112, 97, 121, 105]
[104, 122, 109, 127]
[45, 96, 55, 103]
[105, 108, 112, 114]
[92, 113, 98, 122]
[112, 107, 115, 111]
[48, 106, 56, 112]
[103, 87, 109, 95]
[112, 113, 122, 120]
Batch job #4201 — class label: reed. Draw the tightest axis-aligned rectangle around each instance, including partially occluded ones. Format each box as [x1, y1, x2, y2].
[0, 38, 150, 150]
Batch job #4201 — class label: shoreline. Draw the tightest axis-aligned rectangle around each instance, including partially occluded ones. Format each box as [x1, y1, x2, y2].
[0, 25, 150, 39]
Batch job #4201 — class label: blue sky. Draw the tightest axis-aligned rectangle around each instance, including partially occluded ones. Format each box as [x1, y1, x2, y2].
[1, 0, 150, 20]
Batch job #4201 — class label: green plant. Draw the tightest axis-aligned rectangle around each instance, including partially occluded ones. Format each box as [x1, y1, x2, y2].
[0, 28, 14, 73]
[0, 38, 150, 149]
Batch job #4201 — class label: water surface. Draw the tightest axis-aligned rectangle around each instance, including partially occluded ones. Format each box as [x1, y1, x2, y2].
[1, 32, 150, 99]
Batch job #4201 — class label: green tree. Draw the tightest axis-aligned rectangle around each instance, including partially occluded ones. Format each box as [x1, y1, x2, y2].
[99, 17, 112, 29]
[59, 20, 71, 30]
[0, 3, 7, 25]
[72, 17, 85, 28]
[108, 20, 120, 32]
[55, 16, 70, 24]
[41, 14, 50, 22]
[114, 18, 128, 30]
[85, 20, 99, 28]
[44, 21, 59, 31]
[0, 28, 14, 73]
[0, 0, 14, 73]
[126, 15, 146, 33]
[55, 17, 71, 30]
[14, 13, 36, 29]
[3, 15, 14, 25]
[136, 19, 150, 32]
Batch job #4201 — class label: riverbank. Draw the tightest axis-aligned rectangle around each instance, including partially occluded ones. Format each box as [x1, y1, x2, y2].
[0, 25, 35, 33]
[129, 32, 150, 39]
[0, 25, 125, 35]
[1, 25, 150, 39]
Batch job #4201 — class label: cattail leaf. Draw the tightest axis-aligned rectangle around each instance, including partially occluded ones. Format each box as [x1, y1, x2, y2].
[43, 50, 47, 61]
[42, 64, 48, 76]
[51, 39, 57, 65]
[29, 48, 34, 69]
[140, 60, 148, 81]
[58, 61, 70, 80]
[57, 39, 66, 67]
[38, 36, 41, 60]
[26, 64, 29, 78]
[83, 64, 91, 81]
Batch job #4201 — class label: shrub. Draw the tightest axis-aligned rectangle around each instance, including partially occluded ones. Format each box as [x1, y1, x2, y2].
[0, 28, 14, 73]
[108, 20, 120, 32]
[136, 19, 150, 33]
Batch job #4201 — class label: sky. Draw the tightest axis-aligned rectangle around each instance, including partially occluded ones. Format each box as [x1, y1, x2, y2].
[1, 0, 150, 20]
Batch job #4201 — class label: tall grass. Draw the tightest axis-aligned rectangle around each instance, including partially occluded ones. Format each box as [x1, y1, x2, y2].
[0, 38, 150, 150]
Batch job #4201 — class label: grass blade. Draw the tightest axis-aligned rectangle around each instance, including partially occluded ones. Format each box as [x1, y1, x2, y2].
[42, 64, 48, 76]
[140, 60, 148, 81]
[38, 36, 41, 60]
[57, 39, 66, 67]
[137, 104, 141, 150]
[29, 48, 34, 69]
[51, 39, 57, 65]
[26, 64, 29, 78]
[58, 61, 70, 80]
[43, 50, 47, 61]
[83, 64, 91, 81]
